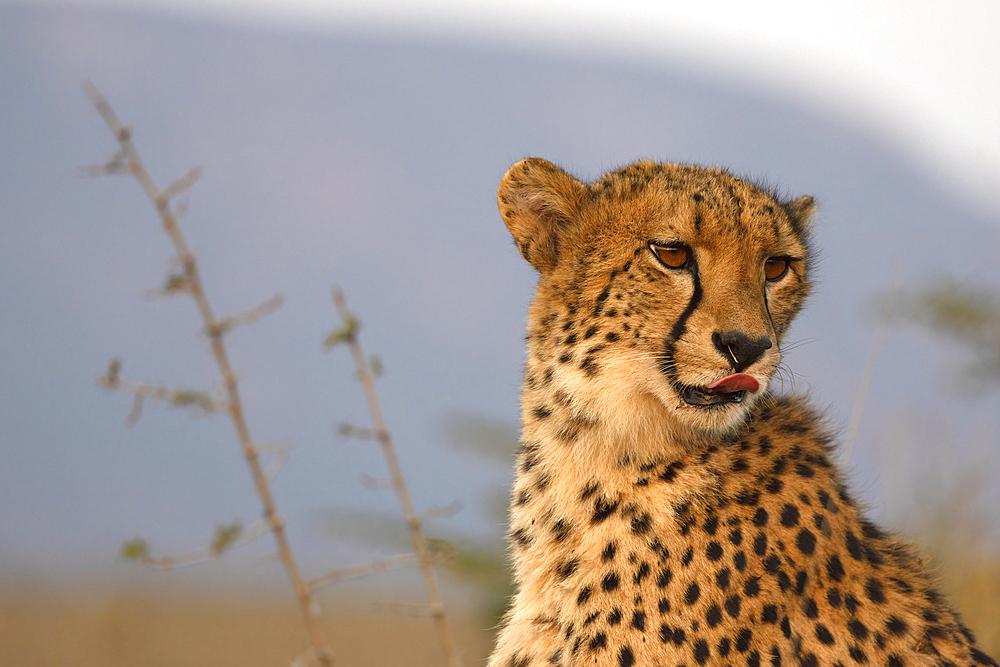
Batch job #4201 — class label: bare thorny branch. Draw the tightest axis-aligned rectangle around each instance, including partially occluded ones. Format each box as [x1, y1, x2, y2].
[328, 288, 464, 667]
[83, 81, 335, 665]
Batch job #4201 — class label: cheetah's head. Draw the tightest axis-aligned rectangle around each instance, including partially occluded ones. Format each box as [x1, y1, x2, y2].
[499, 158, 814, 446]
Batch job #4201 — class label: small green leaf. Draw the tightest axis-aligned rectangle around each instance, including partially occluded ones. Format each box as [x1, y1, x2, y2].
[162, 273, 189, 293]
[323, 315, 360, 350]
[170, 390, 213, 410]
[121, 538, 150, 561]
[210, 520, 243, 555]
[105, 357, 122, 385]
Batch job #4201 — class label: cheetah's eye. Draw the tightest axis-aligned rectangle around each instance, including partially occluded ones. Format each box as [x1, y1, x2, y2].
[651, 243, 689, 269]
[764, 258, 790, 282]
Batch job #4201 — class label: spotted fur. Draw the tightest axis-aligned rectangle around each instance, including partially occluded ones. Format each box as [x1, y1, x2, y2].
[488, 158, 997, 667]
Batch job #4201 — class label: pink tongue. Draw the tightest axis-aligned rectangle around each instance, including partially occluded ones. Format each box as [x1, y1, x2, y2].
[706, 373, 760, 394]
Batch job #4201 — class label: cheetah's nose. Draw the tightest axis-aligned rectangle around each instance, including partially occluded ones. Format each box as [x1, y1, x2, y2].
[711, 330, 772, 373]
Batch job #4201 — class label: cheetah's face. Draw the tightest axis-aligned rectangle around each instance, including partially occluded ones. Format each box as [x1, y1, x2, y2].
[499, 158, 813, 442]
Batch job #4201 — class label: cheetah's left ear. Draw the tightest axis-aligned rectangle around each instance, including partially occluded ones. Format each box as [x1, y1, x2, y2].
[498, 158, 587, 273]
[784, 195, 815, 236]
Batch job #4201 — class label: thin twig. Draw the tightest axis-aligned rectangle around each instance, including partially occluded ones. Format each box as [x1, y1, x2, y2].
[842, 262, 903, 464]
[330, 288, 463, 667]
[306, 553, 423, 591]
[84, 81, 334, 666]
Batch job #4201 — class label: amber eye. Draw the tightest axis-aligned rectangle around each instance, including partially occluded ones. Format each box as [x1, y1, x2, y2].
[651, 243, 690, 269]
[764, 257, 790, 282]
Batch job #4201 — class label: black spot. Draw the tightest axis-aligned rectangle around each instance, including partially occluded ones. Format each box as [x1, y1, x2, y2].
[748, 651, 762, 667]
[656, 567, 673, 588]
[634, 561, 651, 584]
[631, 512, 652, 535]
[753, 533, 768, 556]
[703, 515, 719, 535]
[848, 619, 868, 640]
[592, 497, 619, 523]
[761, 605, 778, 623]
[682, 546, 694, 566]
[588, 633, 607, 650]
[734, 551, 747, 571]
[532, 405, 552, 420]
[736, 489, 761, 506]
[719, 637, 732, 657]
[725, 594, 741, 617]
[552, 519, 571, 542]
[581, 482, 599, 500]
[603, 541, 618, 561]
[603, 572, 621, 591]
[694, 639, 711, 664]
[706, 541, 724, 562]
[887, 655, 904, 667]
[577, 586, 593, 606]
[584, 611, 599, 626]
[511, 527, 532, 548]
[706, 604, 722, 627]
[631, 611, 646, 632]
[794, 570, 809, 594]
[743, 577, 760, 597]
[657, 597, 670, 614]
[605, 332, 620, 342]
[753, 508, 769, 526]
[845, 531, 864, 560]
[815, 623, 834, 645]
[827, 587, 842, 608]
[826, 554, 845, 582]
[780, 617, 791, 639]
[885, 616, 908, 636]
[659, 461, 684, 483]
[763, 554, 782, 572]
[865, 578, 886, 604]
[736, 628, 753, 653]
[716, 568, 731, 590]
[800, 654, 817, 667]
[796, 529, 816, 555]
[769, 646, 782, 667]
[556, 558, 579, 580]
[583, 325, 598, 339]
[765, 477, 784, 494]
[685, 582, 701, 605]
[844, 594, 860, 614]
[849, 646, 866, 664]
[779, 504, 800, 527]
[803, 597, 818, 618]
[729, 527, 744, 545]
[608, 608, 622, 625]
[618, 645, 634, 667]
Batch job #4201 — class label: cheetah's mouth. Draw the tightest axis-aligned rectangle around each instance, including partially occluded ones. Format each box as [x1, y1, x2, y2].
[681, 374, 760, 407]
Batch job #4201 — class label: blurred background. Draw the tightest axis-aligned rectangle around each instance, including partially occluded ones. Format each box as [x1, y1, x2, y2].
[1, 0, 998, 664]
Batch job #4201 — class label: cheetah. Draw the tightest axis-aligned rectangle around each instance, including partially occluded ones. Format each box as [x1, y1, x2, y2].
[487, 158, 998, 667]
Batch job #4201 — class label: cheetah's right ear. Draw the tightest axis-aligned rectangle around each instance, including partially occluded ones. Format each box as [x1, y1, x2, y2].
[784, 195, 816, 237]
[498, 158, 587, 273]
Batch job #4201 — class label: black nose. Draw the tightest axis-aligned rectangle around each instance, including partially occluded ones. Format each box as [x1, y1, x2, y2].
[712, 330, 772, 372]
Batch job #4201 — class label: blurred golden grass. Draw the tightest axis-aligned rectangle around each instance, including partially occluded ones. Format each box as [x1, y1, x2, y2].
[0, 584, 494, 666]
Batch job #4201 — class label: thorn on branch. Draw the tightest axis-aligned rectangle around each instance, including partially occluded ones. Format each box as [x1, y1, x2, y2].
[125, 394, 145, 427]
[337, 422, 376, 441]
[421, 500, 463, 522]
[211, 293, 285, 335]
[359, 472, 392, 491]
[77, 149, 130, 178]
